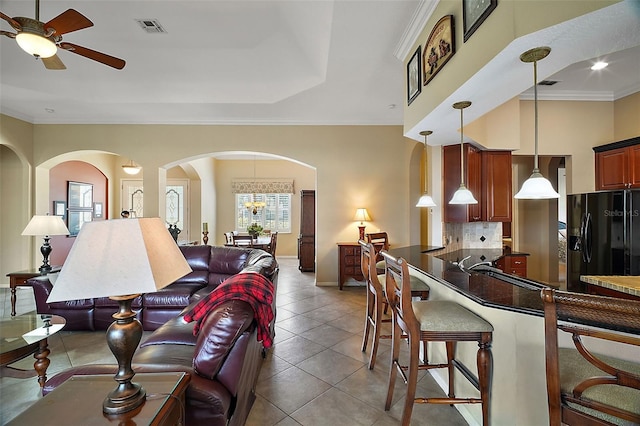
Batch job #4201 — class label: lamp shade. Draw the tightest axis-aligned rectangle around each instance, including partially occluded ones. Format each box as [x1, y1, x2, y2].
[353, 208, 372, 223]
[514, 171, 559, 199]
[449, 184, 478, 204]
[22, 215, 69, 236]
[416, 194, 437, 207]
[47, 218, 192, 302]
[122, 160, 142, 175]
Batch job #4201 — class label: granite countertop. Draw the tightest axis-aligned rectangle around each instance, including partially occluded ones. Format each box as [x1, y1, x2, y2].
[386, 246, 545, 316]
[580, 275, 640, 297]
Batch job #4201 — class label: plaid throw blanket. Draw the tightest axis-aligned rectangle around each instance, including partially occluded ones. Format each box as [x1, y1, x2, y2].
[183, 272, 275, 348]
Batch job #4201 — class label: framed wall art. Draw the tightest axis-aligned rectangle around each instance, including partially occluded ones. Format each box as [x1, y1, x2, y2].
[463, 0, 497, 42]
[422, 15, 455, 86]
[407, 46, 422, 105]
[93, 202, 103, 219]
[53, 200, 67, 221]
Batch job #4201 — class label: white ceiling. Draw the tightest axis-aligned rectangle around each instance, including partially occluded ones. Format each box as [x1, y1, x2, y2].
[1, 0, 639, 145]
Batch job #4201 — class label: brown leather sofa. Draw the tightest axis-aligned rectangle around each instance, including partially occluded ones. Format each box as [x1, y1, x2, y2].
[39, 245, 278, 426]
[27, 244, 278, 330]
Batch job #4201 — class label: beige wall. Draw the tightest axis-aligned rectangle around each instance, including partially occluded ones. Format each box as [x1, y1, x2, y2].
[614, 92, 640, 141]
[403, 0, 618, 131]
[1, 119, 423, 286]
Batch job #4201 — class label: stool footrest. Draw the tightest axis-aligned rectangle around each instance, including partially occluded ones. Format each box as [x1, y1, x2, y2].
[415, 397, 482, 405]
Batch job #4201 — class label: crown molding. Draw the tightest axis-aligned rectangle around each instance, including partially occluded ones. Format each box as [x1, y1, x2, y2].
[394, 0, 438, 61]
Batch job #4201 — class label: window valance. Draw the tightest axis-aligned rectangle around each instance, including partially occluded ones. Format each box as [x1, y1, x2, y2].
[231, 178, 294, 194]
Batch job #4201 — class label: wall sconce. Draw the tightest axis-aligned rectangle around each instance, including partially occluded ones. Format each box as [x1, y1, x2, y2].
[353, 208, 371, 240]
[449, 101, 478, 205]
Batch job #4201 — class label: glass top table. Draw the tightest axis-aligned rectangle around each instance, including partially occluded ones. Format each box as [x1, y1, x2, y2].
[0, 312, 66, 388]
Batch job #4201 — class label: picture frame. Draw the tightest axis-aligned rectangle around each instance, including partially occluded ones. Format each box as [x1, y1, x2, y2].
[463, 0, 497, 42]
[68, 211, 93, 237]
[53, 200, 67, 221]
[93, 202, 103, 219]
[422, 15, 455, 86]
[407, 46, 422, 105]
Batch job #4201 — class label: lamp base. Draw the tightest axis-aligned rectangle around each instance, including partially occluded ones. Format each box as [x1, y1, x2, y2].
[103, 295, 146, 415]
[358, 225, 366, 241]
[39, 237, 52, 273]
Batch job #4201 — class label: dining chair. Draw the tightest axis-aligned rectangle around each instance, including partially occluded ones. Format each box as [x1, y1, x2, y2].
[232, 234, 253, 247]
[224, 232, 234, 245]
[266, 232, 278, 256]
[382, 250, 493, 426]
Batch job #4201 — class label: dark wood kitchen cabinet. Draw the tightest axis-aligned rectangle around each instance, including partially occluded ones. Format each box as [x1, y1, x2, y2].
[443, 144, 512, 223]
[594, 138, 640, 190]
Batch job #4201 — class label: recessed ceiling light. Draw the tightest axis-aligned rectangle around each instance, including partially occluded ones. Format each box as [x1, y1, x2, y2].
[591, 61, 608, 71]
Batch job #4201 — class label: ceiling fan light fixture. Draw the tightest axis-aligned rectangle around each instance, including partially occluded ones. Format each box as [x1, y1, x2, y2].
[16, 32, 57, 58]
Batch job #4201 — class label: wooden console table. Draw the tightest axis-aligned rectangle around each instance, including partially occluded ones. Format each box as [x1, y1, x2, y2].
[337, 242, 364, 290]
[6, 267, 60, 316]
[7, 372, 190, 425]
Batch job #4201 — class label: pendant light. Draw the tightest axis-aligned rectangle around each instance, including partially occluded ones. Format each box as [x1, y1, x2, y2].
[416, 130, 437, 207]
[122, 160, 141, 175]
[514, 47, 559, 199]
[244, 155, 267, 215]
[449, 101, 478, 205]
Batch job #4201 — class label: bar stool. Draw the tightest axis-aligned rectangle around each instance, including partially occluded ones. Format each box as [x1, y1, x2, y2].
[382, 251, 493, 425]
[359, 241, 430, 370]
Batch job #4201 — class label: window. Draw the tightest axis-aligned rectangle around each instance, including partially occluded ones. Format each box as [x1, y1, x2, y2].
[236, 193, 291, 233]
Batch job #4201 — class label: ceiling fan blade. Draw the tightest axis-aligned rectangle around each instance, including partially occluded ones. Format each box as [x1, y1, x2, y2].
[59, 42, 125, 69]
[0, 11, 21, 30]
[1, 29, 16, 39]
[42, 54, 66, 70]
[45, 9, 93, 36]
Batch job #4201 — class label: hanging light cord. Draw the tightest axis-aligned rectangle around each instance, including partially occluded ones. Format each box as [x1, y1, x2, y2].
[459, 107, 465, 185]
[533, 58, 539, 173]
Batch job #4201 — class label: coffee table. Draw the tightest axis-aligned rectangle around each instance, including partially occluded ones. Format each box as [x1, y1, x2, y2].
[0, 312, 65, 387]
[7, 372, 190, 426]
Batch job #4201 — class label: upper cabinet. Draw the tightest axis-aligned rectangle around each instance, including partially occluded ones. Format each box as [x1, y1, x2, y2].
[443, 143, 512, 223]
[594, 138, 640, 190]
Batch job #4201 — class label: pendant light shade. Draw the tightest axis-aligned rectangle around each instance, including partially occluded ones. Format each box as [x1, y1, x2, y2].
[514, 47, 559, 200]
[449, 101, 478, 205]
[416, 130, 436, 207]
[122, 160, 141, 175]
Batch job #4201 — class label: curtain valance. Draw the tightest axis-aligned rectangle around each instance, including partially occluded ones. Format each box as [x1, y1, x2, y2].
[231, 178, 294, 194]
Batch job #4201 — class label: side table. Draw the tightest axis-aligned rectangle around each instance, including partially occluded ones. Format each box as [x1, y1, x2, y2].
[337, 242, 364, 290]
[6, 267, 60, 316]
[7, 372, 190, 426]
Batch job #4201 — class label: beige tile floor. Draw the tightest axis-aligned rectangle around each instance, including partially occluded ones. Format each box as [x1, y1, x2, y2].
[1, 258, 468, 425]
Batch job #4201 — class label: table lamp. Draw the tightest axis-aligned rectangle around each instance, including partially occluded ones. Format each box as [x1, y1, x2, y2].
[21, 214, 70, 272]
[353, 208, 371, 240]
[47, 218, 192, 415]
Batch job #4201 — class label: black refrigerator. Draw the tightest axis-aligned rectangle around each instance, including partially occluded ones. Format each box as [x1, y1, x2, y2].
[566, 190, 640, 291]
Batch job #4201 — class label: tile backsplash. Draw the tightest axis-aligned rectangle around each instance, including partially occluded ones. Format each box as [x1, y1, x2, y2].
[442, 222, 503, 251]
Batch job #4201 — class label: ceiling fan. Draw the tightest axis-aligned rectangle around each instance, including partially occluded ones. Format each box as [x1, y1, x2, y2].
[0, 0, 125, 70]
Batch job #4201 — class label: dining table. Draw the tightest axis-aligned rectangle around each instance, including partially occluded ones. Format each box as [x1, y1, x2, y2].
[225, 235, 271, 250]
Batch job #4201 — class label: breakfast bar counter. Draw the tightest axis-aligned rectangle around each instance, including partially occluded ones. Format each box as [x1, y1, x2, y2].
[386, 245, 549, 426]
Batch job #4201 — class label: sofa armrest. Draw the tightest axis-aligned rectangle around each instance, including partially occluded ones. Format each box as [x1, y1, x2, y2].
[26, 276, 54, 314]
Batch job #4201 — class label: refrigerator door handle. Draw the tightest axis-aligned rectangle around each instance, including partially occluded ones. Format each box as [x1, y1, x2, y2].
[584, 212, 593, 263]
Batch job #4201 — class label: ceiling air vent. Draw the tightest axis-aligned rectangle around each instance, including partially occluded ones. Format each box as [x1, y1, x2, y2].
[538, 80, 559, 86]
[136, 19, 166, 34]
